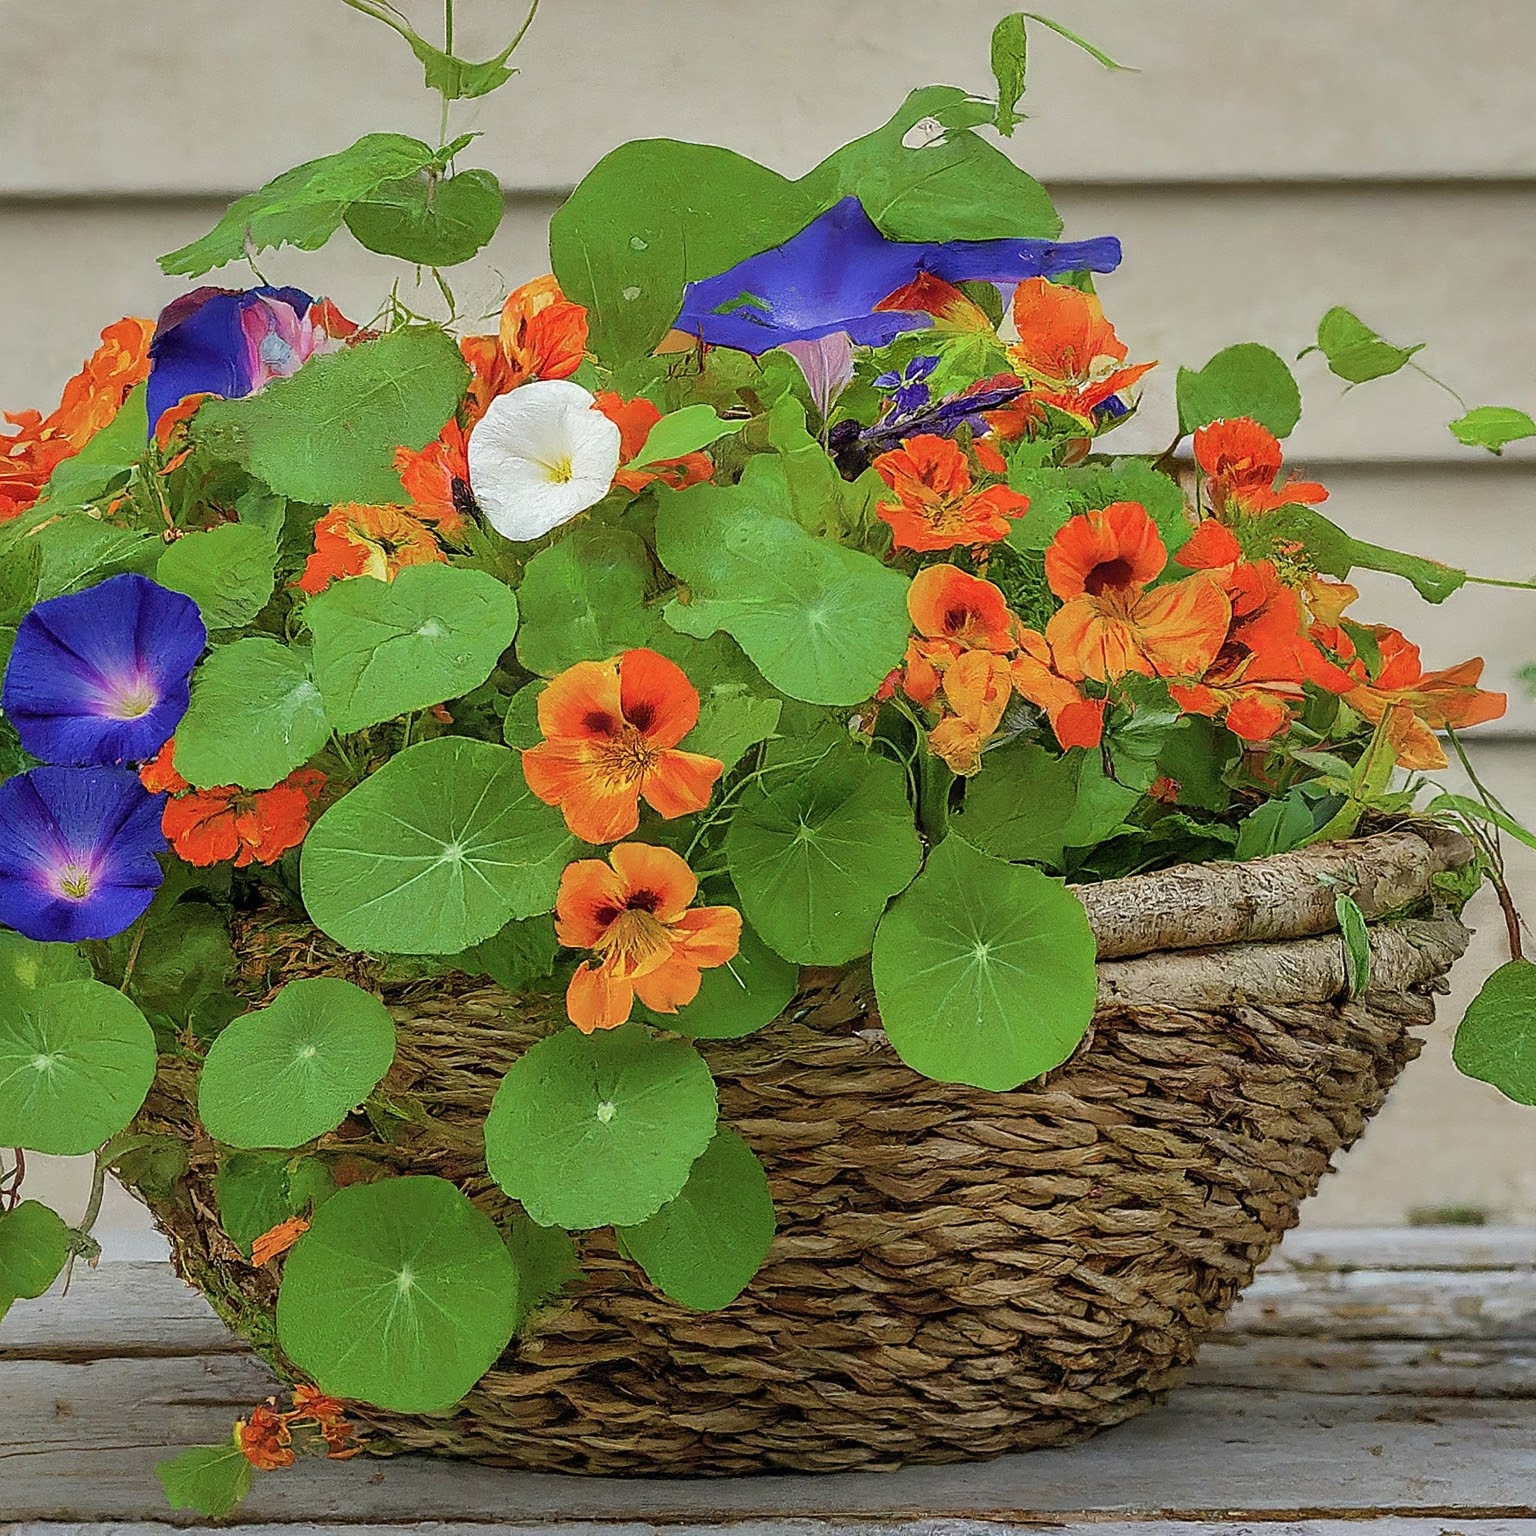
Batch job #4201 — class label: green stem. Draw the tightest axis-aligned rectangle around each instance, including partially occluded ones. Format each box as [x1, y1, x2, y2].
[118, 908, 151, 995]
[1464, 573, 1536, 592]
[78, 1153, 108, 1237]
[916, 750, 955, 845]
[443, 0, 454, 53]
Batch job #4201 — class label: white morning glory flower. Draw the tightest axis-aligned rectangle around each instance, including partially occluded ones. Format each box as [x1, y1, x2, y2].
[467, 379, 622, 542]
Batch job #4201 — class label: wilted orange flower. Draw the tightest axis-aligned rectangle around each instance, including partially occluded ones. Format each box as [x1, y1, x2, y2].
[557, 842, 741, 1032]
[393, 418, 474, 538]
[1045, 502, 1230, 682]
[522, 649, 724, 844]
[288, 1385, 358, 1459]
[236, 1405, 295, 1471]
[297, 503, 445, 595]
[986, 278, 1154, 437]
[873, 434, 1029, 551]
[1, 317, 154, 519]
[251, 1216, 310, 1266]
[1341, 626, 1506, 769]
[462, 275, 588, 421]
[1193, 417, 1328, 518]
[593, 390, 715, 493]
[158, 767, 326, 868]
[926, 648, 1015, 774]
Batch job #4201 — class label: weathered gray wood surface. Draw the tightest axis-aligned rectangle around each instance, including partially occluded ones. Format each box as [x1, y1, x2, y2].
[2, 1228, 1534, 1530]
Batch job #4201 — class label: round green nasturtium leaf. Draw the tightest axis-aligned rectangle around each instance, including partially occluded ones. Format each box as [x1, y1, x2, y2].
[174, 637, 330, 791]
[637, 911, 799, 1039]
[301, 737, 577, 954]
[0, 931, 90, 993]
[198, 978, 397, 1150]
[305, 562, 519, 734]
[618, 1127, 774, 1310]
[156, 522, 277, 629]
[655, 482, 911, 706]
[484, 1024, 719, 1229]
[276, 1175, 519, 1413]
[1175, 341, 1302, 440]
[725, 742, 921, 965]
[0, 980, 156, 1155]
[1453, 959, 1536, 1106]
[514, 524, 667, 677]
[871, 836, 1098, 1092]
[0, 1200, 73, 1299]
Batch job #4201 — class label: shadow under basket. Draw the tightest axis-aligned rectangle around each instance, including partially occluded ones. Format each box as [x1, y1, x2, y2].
[131, 824, 1475, 1476]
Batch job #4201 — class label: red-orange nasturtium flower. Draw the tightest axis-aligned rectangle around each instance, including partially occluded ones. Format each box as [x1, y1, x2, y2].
[985, 278, 1154, 437]
[874, 272, 996, 333]
[235, 1405, 295, 1471]
[556, 842, 742, 1033]
[296, 503, 445, 595]
[393, 418, 475, 538]
[1193, 417, 1328, 518]
[1044, 502, 1230, 682]
[142, 744, 326, 868]
[522, 649, 724, 844]
[1341, 626, 1506, 770]
[288, 1385, 358, 1459]
[1, 317, 154, 519]
[872, 433, 1029, 552]
[593, 390, 715, 493]
[462, 275, 588, 421]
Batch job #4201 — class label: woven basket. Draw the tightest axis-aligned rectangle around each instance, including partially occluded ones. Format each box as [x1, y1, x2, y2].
[130, 824, 1474, 1475]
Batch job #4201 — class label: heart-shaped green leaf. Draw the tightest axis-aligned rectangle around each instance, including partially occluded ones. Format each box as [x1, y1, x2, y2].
[1453, 959, 1536, 1106]
[618, 1126, 775, 1309]
[155, 523, 276, 630]
[198, 978, 397, 1150]
[0, 979, 156, 1154]
[345, 167, 504, 267]
[307, 563, 519, 733]
[300, 737, 576, 954]
[276, 1175, 519, 1412]
[0, 1200, 73, 1299]
[725, 734, 921, 964]
[174, 638, 331, 791]
[484, 1024, 718, 1229]
[871, 836, 1098, 1091]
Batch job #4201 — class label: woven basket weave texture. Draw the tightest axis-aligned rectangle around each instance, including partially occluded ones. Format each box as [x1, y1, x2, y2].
[134, 826, 1473, 1475]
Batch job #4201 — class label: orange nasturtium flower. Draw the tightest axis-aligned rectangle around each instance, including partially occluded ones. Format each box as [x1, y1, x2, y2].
[141, 744, 327, 868]
[522, 649, 724, 844]
[557, 842, 742, 1033]
[872, 433, 1029, 552]
[1193, 417, 1328, 519]
[593, 390, 715, 493]
[1044, 501, 1231, 683]
[392, 418, 475, 538]
[985, 278, 1154, 438]
[296, 503, 446, 595]
[462, 275, 588, 421]
[900, 564, 1104, 769]
[1341, 626, 1507, 770]
[251, 1215, 310, 1266]
[1, 317, 154, 519]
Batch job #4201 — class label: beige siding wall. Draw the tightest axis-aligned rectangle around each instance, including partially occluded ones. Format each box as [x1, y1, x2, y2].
[3, 0, 1535, 1230]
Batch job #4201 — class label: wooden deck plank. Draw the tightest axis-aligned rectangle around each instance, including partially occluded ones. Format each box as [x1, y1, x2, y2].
[4, 1232, 1534, 1525]
[14, 1525, 1536, 1536]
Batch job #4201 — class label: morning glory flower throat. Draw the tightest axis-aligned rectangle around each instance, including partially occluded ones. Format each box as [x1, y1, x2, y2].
[2, 572, 206, 766]
[673, 197, 1122, 354]
[0, 766, 167, 942]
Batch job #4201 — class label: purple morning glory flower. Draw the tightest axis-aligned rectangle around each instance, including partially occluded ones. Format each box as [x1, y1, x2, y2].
[674, 197, 1122, 354]
[875, 354, 939, 413]
[0, 766, 166, 942]
[2, 573, 206, 767]
[145, 285, 344, 435]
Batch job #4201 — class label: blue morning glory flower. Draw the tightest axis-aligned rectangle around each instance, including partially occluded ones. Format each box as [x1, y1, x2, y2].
[2, 573, 206, 767]
[145, 285, 337, 436]
[673, 197, 1122, 354]
[0, 766, 167, 942]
